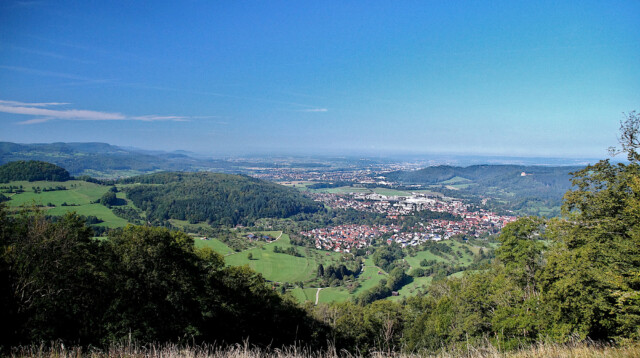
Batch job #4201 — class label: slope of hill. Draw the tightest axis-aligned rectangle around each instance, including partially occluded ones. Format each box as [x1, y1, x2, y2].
[119, 172, 324, 226]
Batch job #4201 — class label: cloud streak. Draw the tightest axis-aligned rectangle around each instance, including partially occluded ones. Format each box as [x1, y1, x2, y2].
[0, 100, 190, 124]
[299, 108, 328, 112]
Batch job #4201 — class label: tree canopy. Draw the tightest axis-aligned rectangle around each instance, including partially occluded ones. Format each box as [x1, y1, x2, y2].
[0, 160, 71, 183]
[0, 207, 329, 349]
[119, 172, 323, 226]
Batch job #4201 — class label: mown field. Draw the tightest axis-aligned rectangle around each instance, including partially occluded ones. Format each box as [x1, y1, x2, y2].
[193, 236, 235, 255]
[2, 180, 129, 228]
[225, 233, 345, 283]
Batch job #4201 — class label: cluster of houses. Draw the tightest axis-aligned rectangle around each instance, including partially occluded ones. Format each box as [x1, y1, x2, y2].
[253, 169, 377, 182]
[311, 192, 515, 224]
[300, 224, 401, 253]
[301, 192, 518, 250]
[388, 215, 517, 247]
[245, 233, 276, 243]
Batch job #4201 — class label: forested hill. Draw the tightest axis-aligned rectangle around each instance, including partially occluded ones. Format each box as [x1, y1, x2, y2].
[384, 165, 585, 216]
[0, 160, 71, 183]
[119, 172, 323, 226]
[385, 164, 583, 184]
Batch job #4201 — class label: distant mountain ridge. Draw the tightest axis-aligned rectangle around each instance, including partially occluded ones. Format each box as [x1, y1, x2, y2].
[384, 164, 585, 216]
[0, 141, 238, 178]
[384, 164, 583, 184]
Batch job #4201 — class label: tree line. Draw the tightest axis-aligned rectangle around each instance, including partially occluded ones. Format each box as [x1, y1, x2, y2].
[0, 208, 330, 351]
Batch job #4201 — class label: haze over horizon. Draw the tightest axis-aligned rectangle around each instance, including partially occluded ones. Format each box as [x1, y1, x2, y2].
[1, 1, 639, 158]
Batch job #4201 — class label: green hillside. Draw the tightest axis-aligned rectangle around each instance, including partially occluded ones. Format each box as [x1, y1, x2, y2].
[1, 180, 129, 228]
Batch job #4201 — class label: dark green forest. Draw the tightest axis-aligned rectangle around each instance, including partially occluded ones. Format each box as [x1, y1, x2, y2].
[0, 160, 71, 183]
[119, 172, 323, 226]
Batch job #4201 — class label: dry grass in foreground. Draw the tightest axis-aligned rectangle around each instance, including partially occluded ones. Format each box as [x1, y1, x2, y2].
[8, 340, 640, 358]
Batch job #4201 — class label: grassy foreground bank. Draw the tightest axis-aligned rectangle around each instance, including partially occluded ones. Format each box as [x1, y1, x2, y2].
[9, 340, 640, 358]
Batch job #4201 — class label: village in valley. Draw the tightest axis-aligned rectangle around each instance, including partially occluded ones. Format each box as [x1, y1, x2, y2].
[301, 190, 518, 253]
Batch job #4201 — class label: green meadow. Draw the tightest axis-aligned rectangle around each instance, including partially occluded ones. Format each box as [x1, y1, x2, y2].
[287, 257, 391, 305]
[288, 287, 320, 303]
[404, 248, 449, 268]
[224, 233, 344, 283]
[389, 276, 432, 301]
[193, 236, 235, 255]
[3, 180, 129, 228]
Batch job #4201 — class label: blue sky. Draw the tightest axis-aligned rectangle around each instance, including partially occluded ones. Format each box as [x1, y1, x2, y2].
[0, 1, 638, 158]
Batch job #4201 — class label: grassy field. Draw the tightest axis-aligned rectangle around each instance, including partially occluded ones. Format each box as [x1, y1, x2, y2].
[404, 249, 450, 268]
[193, 236, 235, 255]
[405, 240, 478, 269]
[445, 183, 471, 190]
[224, 233, 343, 283]
[316, 287, 352, 303]
[324, 186, 370, 194]
[3, 180, 129, 228]
[355, 264, 388, 292]
[288, 287, 319, 303]
[440, 176, 472, 185]
[389, 276, 432, 301]
[371, 188, 411, 196]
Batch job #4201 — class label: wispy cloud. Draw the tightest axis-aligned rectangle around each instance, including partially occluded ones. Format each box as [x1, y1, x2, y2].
[0, 65, 112, 83]
[11, 46, 94, 64]
[131, 115, 188, 122]
[0, 100, 191, 124]
[299, 108, 328, 112]
[0, 100, 69, 107]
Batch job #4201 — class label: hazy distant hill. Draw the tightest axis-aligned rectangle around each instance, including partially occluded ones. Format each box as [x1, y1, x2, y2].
[385, 165, 585, 216]
[0, 142, 239, 178]
[0, 142, 347, 178]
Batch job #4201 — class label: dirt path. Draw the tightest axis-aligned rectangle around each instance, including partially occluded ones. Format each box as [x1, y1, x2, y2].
[315, 287, 322, 305]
